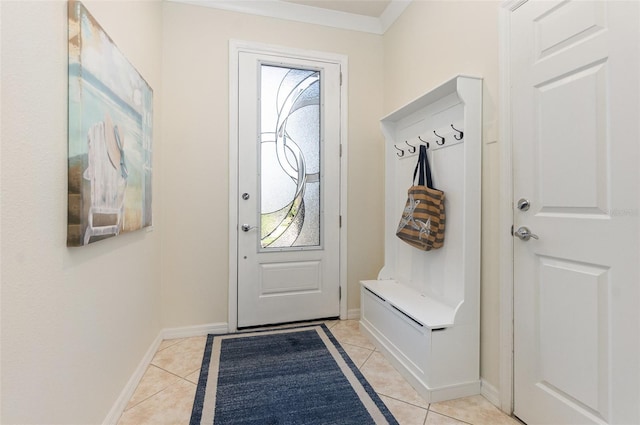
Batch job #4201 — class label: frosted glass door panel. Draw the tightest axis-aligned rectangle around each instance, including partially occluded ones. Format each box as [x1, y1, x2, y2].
[260, 65, 321, 249]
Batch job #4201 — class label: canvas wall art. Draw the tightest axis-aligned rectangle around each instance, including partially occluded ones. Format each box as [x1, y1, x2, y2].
[67, 0, 153, 246]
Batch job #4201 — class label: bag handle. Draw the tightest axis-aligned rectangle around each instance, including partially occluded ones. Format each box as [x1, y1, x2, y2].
[412, 144, 434, 188]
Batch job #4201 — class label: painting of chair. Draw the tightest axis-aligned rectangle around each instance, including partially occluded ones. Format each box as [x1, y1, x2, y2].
[83, 116, 128, 245]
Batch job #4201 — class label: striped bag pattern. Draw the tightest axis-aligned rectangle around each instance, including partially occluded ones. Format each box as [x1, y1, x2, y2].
[396, 145, 446, 251]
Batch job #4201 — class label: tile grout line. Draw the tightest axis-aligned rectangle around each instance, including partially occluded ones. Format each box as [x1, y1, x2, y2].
[358, 346, 375, 370]
[375, 391, 430, 412]
[426, 408, 474, 425]
[122, 387, 167, 413]
[150, 362, 201, 381]
[121, 373, 198, 417]
[133, 344, 202, 414]
[156, 340, 181, 352]
[121, 364, 185, 413]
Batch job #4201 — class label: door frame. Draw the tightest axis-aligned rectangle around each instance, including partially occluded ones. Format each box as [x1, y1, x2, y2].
[228, 39, 349, 332]
[497, 0, 527, 416]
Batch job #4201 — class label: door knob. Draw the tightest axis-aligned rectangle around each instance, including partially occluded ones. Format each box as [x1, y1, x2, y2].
[241, 224, 256, 232]
[514, 226, 538, 241]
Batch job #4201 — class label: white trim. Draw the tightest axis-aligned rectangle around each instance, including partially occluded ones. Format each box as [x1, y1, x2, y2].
[162, 322, 229, 339]
[228, 40, 349, 330]
[498, 0, 526, 416]
[102, 333, 163, 425]
[481, 378, 501, 408]
[339, 56, 349, 322]
[167, 0, 410, 35]
[379, 1, 411, 34]
[228, 40, 240, 333]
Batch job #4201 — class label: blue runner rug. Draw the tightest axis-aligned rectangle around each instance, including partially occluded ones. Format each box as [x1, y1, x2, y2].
[190, 324, 398, 425]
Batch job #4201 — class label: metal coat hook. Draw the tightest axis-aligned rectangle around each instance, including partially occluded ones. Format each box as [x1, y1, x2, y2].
[434, 130, 446, 146]
[405, 140, 417, 154]
[394, 144, 405, 157]
[418, 136, 430, 149]
[451, 124, 464, 140]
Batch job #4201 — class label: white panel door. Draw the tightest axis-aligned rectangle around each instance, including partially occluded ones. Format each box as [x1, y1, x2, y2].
[511, 1, 639, 424]
[237, 51, 341, 328]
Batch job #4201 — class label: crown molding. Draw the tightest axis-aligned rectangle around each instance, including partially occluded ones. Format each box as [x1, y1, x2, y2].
[379, 0, 411, 33]
[166, 0, 411, 35]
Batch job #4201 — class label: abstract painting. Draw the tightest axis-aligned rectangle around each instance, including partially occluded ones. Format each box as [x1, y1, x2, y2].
[67, 0, 153, 246]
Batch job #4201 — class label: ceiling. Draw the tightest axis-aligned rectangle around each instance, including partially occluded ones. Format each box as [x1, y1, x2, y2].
[168, 0, 410, 34]
[281, 0, 392, 18]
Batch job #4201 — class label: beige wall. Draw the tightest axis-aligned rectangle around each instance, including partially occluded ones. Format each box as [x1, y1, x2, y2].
[161, 0, 502, 392]
[1, 1, 163, 423]
[383, 0, 502, 391]
[160, 2, 386, 327]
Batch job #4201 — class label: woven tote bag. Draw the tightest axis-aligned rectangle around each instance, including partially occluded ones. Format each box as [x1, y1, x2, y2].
[396, 144, 446, 251]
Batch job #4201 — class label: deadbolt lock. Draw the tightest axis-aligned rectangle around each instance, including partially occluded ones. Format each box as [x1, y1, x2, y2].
[517, 198, 530, 211]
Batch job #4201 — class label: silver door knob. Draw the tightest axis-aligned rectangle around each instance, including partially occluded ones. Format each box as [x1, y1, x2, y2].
[241, 224, 256, 232]
[514, 226, 538, 241]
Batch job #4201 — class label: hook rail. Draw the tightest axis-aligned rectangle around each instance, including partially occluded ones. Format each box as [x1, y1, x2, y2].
[393, 123, 465, 159]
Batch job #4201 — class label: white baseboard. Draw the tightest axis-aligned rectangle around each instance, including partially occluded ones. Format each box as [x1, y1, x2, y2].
[162, 322, 229, 339]
[103, 322, 228, 425]
[347, 308, 360, 320]
[103, 333, 163, 425]
[481, 378, 501, 407]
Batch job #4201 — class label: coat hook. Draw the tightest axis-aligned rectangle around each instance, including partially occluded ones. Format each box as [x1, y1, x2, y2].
[418, 136, 430, 149]
[451, 124, 464, 140]
[405, 140, 416, 154]
[434, 130, 445, 145]
[394, 144, 405, 157]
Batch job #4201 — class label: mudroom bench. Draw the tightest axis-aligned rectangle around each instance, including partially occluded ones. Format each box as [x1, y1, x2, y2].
[359, 75, 482, 403]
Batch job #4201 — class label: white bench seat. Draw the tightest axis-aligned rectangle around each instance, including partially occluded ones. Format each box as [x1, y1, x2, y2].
[360, 279, 456, 329]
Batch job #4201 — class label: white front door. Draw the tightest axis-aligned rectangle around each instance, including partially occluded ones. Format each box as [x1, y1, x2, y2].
[511, 1, 639, 424]
[236, 50, 342, 328]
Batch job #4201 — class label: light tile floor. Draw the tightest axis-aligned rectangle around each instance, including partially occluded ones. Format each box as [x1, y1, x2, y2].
[117, 320, 521, 425]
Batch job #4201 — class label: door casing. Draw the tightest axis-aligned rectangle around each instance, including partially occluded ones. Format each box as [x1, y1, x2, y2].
[228, 40, 349, 332]
[498, 0, 525, 414]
